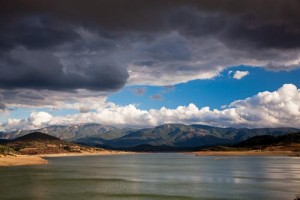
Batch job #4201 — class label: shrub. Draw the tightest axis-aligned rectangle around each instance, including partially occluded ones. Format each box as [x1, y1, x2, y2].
[0, 145, 17, 156]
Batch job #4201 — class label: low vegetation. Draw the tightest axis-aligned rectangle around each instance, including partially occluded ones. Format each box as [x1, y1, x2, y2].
[0, 145, 17, 156]
[234, 132, 300, 152]
[1, 132, 105, 155]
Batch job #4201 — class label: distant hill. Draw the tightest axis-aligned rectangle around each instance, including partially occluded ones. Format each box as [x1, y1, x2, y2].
[0, 139, 8, 144]
[76, 124, 299, 149]
[0, 132, 12, 140]
[98, 124, 231, 148]
[1, 132, 105, 155]
[234, 132, 300, 151]
[2, 124, 131, 141]
[1, 123, 299, 150]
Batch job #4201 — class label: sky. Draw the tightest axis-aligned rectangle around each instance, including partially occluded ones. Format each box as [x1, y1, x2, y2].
[1, 0, 300, 131]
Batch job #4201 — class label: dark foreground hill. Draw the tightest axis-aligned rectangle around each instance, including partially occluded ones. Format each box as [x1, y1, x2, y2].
[234, 132, 300, 152]
[14, 132, 60, 142]
[0, 132, 105, 155]
[200, 132, 300, 153]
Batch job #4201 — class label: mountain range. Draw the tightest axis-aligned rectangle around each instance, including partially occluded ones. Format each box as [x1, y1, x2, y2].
[0, 123, 129, 141]
[1, 123, 299, 150]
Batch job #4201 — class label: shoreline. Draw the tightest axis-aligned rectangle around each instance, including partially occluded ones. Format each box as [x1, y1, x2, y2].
[1, 150, 299, 167]
[191, 150, 300, 157]
[0, 151, 137, 167]
[40, 150, 138, 158]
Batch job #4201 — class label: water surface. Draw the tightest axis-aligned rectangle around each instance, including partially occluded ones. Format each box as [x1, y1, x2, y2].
[0, 153, 299, 200]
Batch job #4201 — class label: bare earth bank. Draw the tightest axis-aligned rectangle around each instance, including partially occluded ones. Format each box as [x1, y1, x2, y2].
[0, 155, 48, 167]
[0, 151, 137, 167]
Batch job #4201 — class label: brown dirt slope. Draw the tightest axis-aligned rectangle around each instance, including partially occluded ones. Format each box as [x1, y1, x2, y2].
[1, 132, 105, 155]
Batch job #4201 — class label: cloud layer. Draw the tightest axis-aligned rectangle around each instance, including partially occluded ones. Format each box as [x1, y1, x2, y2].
[2, 84, 300, 131]
[1, 1, 300, 90]
[1, 0, 300, 120]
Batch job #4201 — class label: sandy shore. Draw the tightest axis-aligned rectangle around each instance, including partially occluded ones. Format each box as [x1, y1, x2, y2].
[0, 155, 48, 167]
[40, 150, 137, 158]
[192, 150, 299, 156]
[0, 151, 137, 167]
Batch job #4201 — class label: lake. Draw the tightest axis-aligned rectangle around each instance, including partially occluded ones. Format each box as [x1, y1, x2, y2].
[0, 153, 299, 200]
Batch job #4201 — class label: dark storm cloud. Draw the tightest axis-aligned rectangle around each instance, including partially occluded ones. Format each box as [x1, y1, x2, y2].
[0, 102, 5, 110]
[139, 33, 191, 62]
[0, 15, 80, 51]
[2, 0, 300, 49]
[1, 0, 300, 94]
[0, 48, 128, 91]
[0, 93, 5, 110]
[2, 0, 300, 50]
[222, 17, 300, 49]
[0, 1, 130, 92]
[0, 2, 129, 92]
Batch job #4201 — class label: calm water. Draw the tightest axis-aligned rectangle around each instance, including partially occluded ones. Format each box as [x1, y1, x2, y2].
[0, 154, 300, 200]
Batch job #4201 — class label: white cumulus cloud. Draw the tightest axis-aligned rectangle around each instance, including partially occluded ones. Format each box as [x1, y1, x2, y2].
[233, 71, 250, 80]
[29, 112, 53, 128]
[1, 84, 300, 131]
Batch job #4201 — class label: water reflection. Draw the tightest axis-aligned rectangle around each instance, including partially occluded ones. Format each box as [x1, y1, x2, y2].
[0, 154, 299, 200]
